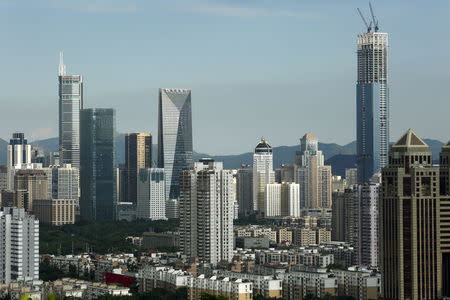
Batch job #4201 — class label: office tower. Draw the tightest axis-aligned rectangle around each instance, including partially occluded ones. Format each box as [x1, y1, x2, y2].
[125, 133, 152, 203]
[179, 159, 234, 265]
[275, 164, 295, 183]
[345, 168, 358, 188]
[356, 23, 389, 183]
[236, 164, 253, 217]
[33, 199, 76, 226]
[14, 169, 49, 212]
[0, 191, 15, 208]
[440, 141, 450, 298]
[253, 138, 275, 213]
[47, 152, 60, 166]
[281, 182, 300, 218]
[165, 198, 179, 219]
[331, 188, 357, 243]
[48, 164, 79, 201]
[58, 53, 83, 169]
[356, 181, 379, 267]
[7, 133, 32, 190]
[137, 168, 166, 220]
[381, 129, 445, 299]
[115, 165, 127, 204]
[0, 166, 7, 191]
[157, 88, 193, 201]
[80, 108, 116, 222]
[0, 207, 39, 284]
[295, 133, 332, 209]
[7, 133, 31, 168]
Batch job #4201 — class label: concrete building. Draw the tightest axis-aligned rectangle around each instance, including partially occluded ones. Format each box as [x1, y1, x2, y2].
[58, 53, 83, 169]
[157, 88, 193, 201]
[165, 198, 179, 219]
[116, 202, 136, 221]
[381, 130, 447, 299]
[187, 274, 252, 300]
[142, 232, 179, 250]
[6, 133, 32, 190]
[179, 159, 234, 265]
[47, 164, 80, 202]
[440, 140, 450, 298]
[32, 199, 76, 226]
[236, 164, 253, 217]
[265, 184, 281, 217]
[14, 169, 49, 212]
[345, 168, 358, 188]
[253, 138, 275, 213]
[0, 165, 7, 191]
[124, 133, 152, 203]
[137, 168, 166, 220]
[333, 268, 380, 300]
[356, 28, 389, 183]
[295, 133, 332, 209]
[0, 207, 39, 284]
[80, 108, 116, 221]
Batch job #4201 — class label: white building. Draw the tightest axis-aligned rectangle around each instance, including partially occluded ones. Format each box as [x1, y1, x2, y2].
[137, 168, 166, 220]
[6, 133, 32, 190]
[179, 159, 234, 265]
[265, 184, 281, 217]
[282, 182, 300, 217]
[253, 138, 275, 213]
[0, 207, 39, 284]
[47, 164, 80, 201]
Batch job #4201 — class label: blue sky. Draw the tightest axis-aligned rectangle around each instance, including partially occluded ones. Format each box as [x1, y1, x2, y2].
[1, 0, 450, 154]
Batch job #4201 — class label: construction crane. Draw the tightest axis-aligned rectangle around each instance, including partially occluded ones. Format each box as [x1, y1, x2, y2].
[357, 7, 372, 33]
[369, 2, 379, 32]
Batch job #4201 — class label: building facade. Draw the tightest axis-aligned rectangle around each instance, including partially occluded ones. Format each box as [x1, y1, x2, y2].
[124, 133, 152, 204]
[179, 159, 234, 265]
[14, 169, 49, 212]
[253, 138, 275, 213]
[137, 168, 166, 220]
[58, 53, 83, 169]
[295, 133, 332, 209]
[356, 31, 389, 183]
[80, 108, 116, 222]
[236, 164, 253, 217]
[157, 88, 193, 201]
[0, 207, 39, 284]
[32, 199, 76, 225]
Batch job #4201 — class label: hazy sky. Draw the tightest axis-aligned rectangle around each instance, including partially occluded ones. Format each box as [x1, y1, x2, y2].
[1, 0, 450, 154]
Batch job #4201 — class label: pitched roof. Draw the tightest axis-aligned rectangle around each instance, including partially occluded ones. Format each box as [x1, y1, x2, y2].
[302, 133, 317, 140]
[392, 129, 428, 149]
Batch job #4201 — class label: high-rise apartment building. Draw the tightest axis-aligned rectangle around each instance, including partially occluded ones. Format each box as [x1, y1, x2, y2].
[356, 27, 389, 183]
[253, 138, 275, 213]
[137, 168, 166, 220]
[179, 159, 234, 265]
[440, 141, 450, 297]
[14, 169, 49, 212]
[125, 133, 152, 203]
[33, 199, 76, 226]
[80, 108, 116, 222]
[157, 88, 193, 201]
[345, 168, 358, 188]
[0, 166, 7, 192]
[236, 164, 253, 217]
[0, 207, 39, 284]
[380, 129, 450, 299]
[295, 133, 332, 209]
[264, 183, 300, 218]
[58, 53, 83, 169]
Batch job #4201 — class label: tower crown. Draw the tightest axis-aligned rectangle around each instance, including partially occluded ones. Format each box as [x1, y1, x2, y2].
[389, 129, 432, 170]
[255, 137, 272, 154]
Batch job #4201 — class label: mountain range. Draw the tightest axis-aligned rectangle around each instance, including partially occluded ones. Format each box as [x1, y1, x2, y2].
[0, 136, 445, 177]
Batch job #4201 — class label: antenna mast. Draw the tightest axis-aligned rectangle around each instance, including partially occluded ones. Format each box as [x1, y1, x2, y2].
[59, 51, 66, 76]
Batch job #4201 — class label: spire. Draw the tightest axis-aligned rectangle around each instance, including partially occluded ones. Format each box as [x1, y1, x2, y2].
[59, 51, 66, 76]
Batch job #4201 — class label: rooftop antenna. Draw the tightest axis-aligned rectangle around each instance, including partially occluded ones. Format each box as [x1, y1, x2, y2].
[369, 2, 379, 32]
[59, 51, 66, 76]
[357, 8, 372, 33]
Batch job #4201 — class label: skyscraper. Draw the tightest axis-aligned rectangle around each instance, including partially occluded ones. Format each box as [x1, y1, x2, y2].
[295, 133, 332, 209]
[157, 88, 193, 201]
[137, 168, 166, 220]
[7, 133, 31, 168]
[80, 108, 116, 222]
[14, 169, 49, 212]
[58, 52, 83, 169]
[179, 159, 234, 265]
[0, 207, 39, 284]
[125, 133, 152, 203]
[236, 164, 253, 217]
[252, 138, 275, 213]
[380, 129, 446, 299]
[356, 23, 389, 183]
[440, 141, 450, 298]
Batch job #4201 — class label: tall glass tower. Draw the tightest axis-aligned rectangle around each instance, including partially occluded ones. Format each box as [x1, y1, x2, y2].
[80, 108, 116, 221]
[356, 30, 389, 183]
[58, 52, 83, 169]
[157, 88, 193, 201]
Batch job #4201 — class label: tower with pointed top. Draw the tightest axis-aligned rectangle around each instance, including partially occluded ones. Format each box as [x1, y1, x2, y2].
[356, 16, 389, 183]
[58, 53, 83, 168]
[381, 129, 446, 299]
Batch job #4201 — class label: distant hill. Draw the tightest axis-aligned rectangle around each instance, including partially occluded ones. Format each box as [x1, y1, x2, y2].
[0, 136, 445, 176]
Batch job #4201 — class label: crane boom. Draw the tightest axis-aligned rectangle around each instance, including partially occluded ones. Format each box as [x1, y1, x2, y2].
[369, 2, 379, 32]
[357, 8, 371, 33]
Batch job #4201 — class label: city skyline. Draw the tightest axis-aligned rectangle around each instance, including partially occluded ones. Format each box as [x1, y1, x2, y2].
[2, 0, 450, 154]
